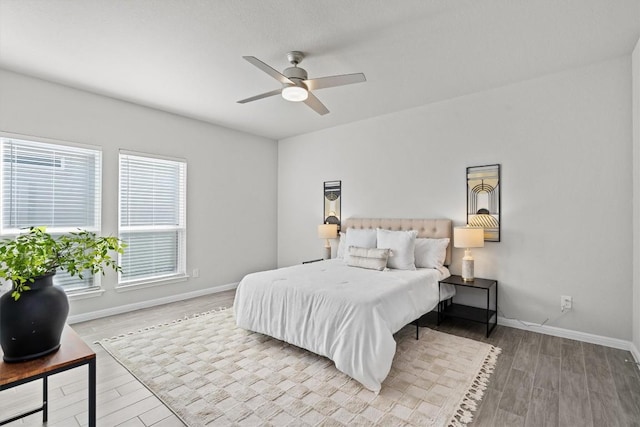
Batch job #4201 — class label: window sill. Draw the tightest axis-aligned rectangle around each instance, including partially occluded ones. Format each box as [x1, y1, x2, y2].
[116, 274, 189, 292]
[67, 287, 106, 301]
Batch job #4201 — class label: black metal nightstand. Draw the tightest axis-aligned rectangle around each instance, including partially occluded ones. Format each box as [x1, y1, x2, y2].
[438, 274, 498, 337]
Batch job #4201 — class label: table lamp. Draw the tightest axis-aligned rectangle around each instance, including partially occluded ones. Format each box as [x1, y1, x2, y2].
[453, 226, 484, 282]
[317, 224, 338, 259]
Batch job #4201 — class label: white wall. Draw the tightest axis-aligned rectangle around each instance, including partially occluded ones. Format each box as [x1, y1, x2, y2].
[633, 38, 640, 357]
[278, 57, 632, 341]
[0, 69, 278, 319]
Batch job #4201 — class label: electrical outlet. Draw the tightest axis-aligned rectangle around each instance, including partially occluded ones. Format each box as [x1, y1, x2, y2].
[561, 295, 572, 311]
[192, 268, 200, 278]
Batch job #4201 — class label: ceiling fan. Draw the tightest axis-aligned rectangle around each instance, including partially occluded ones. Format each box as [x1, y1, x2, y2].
[237, 51, 366, 115]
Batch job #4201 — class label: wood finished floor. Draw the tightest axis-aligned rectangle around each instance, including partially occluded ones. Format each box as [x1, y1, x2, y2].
[1, 289, 639, 426]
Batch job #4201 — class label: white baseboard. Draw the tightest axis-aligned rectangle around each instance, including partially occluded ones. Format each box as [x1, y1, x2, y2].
[67, 289, 639, 357]
[498, 316, 633, 352]
[67, 282, 239, 324]
[631, 342, 640, 364]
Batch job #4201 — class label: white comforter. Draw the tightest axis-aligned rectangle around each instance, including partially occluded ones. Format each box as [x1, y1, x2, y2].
[233, 259, 452, 392]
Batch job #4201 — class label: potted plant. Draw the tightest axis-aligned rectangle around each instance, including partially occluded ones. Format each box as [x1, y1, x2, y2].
[0, 226, 125, 362]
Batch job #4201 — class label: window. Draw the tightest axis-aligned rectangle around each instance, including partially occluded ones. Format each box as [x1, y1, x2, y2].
[118, 152, 187, 285]
[0, 136, 102, 292]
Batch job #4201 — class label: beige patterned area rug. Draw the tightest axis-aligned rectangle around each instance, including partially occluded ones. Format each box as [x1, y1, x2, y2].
[98, 308, 500, 427]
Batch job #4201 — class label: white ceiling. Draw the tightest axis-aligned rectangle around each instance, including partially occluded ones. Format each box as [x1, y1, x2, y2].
[1, 0, 639, 140]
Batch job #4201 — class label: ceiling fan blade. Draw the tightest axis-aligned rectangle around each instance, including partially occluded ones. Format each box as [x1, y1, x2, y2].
[243, 56, 293, 85]
[303, 92, 329, 115]
[237, 88, 282, 104]
[304, 73, 366, 91]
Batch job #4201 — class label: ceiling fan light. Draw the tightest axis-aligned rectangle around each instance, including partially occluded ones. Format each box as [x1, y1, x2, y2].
[282, 85, 308, 102]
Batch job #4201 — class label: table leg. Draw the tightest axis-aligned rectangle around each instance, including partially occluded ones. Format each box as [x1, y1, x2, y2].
[88, 358, 96, 427]
[486, 288, 490, 338]
[437, 283, 442, 326]
[43, 376, 48, 423]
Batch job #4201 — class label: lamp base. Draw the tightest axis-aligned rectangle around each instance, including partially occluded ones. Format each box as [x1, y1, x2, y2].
[461, 258, 475, 282]
[323, 245, 331, 260]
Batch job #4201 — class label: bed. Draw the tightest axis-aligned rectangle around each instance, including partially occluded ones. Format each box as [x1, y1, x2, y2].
[233, 218, 454, 392]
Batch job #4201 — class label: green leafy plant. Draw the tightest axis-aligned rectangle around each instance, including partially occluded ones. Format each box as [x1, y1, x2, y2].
[0, 227, 125, 301]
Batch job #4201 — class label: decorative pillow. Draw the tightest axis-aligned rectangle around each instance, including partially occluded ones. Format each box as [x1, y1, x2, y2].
[415, 238, 450, 269]
[376, 229, 418, 270]
[347, 246, 390, 271]
[344, 228, 377, 263]
[336, 232, 346, 259]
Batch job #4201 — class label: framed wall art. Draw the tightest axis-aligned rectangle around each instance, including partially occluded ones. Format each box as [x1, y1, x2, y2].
[466, 164, 501, 242]
[323, 180, 341, 230]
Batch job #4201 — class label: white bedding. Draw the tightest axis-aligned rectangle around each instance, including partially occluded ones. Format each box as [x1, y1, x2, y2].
[233, 259, 453, 392]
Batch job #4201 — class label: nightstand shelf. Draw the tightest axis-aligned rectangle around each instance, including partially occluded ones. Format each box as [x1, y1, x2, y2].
[440, 303, 496, 324]
[438, 274, 498, 337]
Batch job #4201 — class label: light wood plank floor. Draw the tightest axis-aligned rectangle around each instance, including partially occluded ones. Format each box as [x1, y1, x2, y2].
[1, 289, 639, 426]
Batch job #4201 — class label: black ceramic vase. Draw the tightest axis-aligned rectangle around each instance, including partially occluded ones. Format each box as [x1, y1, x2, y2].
[0, 272, 69, 362]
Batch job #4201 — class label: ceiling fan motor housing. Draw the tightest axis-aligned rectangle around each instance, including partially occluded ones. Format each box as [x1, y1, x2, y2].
[283, 66, 308, 89]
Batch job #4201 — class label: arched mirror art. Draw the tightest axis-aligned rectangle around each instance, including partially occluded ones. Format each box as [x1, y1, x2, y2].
[466, 164, 501, 242]
[323, 180, 341, 231]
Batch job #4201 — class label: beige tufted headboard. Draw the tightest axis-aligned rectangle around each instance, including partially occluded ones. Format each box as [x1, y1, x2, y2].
[341, 218, 453, 266]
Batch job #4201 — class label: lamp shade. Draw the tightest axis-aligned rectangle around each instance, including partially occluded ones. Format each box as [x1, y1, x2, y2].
[317, 224, 338, 239]
[454, 226, 484, 248]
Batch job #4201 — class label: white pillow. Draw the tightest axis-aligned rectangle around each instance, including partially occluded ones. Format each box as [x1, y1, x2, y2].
[336, 232, 346, 259]
[415, 238, 450, 269]
[376, 229, 418, 270]
[347, 246, 390, 271]
[344, 228, 377, 263]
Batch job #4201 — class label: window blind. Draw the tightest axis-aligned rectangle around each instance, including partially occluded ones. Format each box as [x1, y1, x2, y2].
[0, 136, 102, 291]
[119, 153, 186, 284]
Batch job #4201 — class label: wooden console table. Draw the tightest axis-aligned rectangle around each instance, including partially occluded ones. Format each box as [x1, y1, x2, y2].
[0, 325, 96, 426]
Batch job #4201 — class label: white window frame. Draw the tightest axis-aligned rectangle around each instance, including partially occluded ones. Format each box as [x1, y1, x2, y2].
[0, 132, 103, 296]
[117, 150, 187, 289]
